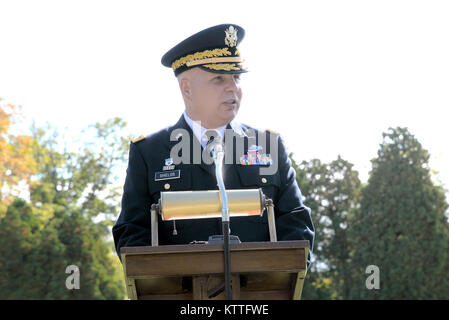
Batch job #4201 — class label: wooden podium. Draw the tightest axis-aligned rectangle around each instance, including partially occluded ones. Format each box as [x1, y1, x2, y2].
[121, 240, 309, 300]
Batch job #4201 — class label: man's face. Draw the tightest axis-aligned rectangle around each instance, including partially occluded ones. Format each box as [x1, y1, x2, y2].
[180, 68, 243, 128]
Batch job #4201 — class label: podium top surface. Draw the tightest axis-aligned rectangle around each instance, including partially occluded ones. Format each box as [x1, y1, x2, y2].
[121, 240, 310, 256]
[121, 240, 310, 300]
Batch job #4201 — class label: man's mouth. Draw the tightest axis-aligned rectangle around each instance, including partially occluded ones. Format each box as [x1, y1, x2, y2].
[223, 98, 238, 108]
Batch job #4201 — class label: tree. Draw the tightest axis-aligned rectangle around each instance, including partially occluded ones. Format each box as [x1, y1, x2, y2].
[0, 112, 128, 299]
[29, 117, 128, 219]
[53, 208, 125, 299]
[29, 119, 128, 299]
[348, 127, 449, 299]
[293, 155, 361, 299]
[0, 199, 46, 299]
[0, 102, 36, 208]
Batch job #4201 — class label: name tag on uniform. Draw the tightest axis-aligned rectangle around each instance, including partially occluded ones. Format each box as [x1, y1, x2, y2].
[155, 170, 181, 181]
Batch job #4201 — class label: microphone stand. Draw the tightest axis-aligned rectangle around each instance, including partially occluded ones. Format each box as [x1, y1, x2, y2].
[210, 139, 232, 300]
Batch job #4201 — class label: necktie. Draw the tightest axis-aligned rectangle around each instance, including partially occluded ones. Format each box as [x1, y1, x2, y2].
[202, 129, 220, 149]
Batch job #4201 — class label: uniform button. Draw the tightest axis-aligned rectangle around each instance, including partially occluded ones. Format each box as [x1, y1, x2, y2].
[164, 183, 170, 190]
[261, 178, 267, 184]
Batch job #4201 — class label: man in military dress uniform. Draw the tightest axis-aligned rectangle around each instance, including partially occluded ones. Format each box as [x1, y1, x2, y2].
[112, 24, 314, 266]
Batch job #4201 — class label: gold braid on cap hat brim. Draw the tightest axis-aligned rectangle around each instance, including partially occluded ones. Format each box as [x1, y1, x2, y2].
[202, 63, 245, 71]
[171, 47, 243, 71]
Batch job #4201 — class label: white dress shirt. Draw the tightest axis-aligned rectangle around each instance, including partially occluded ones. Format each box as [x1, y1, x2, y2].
[183, 111, 235, 149]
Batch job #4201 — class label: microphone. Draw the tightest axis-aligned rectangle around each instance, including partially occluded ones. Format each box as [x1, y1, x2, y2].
[204, 131, 228, 221]
[209, 135, 228, 219]
[204, 130, 223, 160]
[204, 129, 232, 300]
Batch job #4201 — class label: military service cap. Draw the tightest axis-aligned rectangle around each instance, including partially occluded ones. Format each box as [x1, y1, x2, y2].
[161, 24, 247, 76]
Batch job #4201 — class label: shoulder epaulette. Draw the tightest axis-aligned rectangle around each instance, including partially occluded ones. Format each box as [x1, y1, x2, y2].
[131, 135, 146, 144]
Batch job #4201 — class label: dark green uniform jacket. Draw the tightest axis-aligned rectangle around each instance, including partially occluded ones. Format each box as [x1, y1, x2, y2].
[112, 115, 314, 265]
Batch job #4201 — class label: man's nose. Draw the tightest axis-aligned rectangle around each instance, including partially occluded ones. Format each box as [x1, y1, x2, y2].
[225, 76, 240, 92]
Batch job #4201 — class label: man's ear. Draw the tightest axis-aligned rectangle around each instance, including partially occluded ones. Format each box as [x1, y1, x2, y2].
[179, 78, 192, 103]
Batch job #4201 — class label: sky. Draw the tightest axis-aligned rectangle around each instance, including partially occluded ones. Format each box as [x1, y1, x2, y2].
[1, 0, 448, 191]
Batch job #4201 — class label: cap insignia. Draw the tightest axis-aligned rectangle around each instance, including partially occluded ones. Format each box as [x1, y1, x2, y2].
[224, 26, 238, 48]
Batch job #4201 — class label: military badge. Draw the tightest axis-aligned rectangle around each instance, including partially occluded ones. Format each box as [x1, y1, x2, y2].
[224, 26, 238, 47]
[240, 145, 273, 166]
[163, 158, 175, 171]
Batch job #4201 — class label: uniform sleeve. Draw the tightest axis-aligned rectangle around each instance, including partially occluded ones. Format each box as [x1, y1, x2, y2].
[112, 142, 152, 259]
[274, 135, 315, 267]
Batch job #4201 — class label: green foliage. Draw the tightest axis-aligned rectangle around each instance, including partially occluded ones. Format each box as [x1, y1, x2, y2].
[301, 270, 334, 300]
[293, 127, 449, 300]
[29, 118, 128, 219]
[53, 208, 125, 299]
[0, 199, 66, 298]
[293, 155, 361, 299]
[0, 117, 128, 299]
[301, 272, 337, 300]
[0, 102, 36, 203]
[348, 127, 449, 299]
